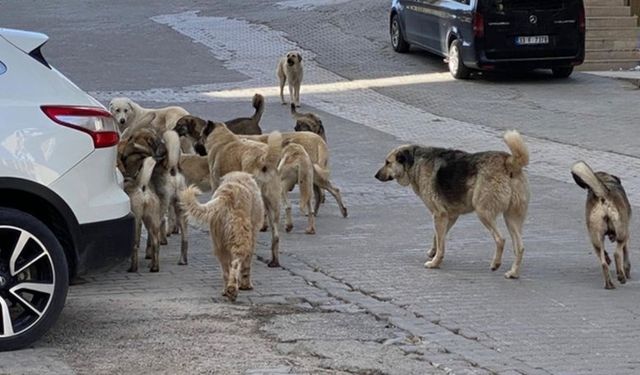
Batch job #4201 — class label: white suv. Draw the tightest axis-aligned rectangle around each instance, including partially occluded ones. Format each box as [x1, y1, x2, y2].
[0, 28, 133, 350]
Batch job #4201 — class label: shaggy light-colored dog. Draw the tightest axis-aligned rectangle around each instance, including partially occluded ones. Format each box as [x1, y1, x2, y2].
[277, 51, 303, 107]
[278, 142, 316, 234]
[109, 97, 189, 139]
[375, 130, 530, 279]
[181, 172, 264, 302]
[203, 122, 283, 267]
[572, 161, 632, 289]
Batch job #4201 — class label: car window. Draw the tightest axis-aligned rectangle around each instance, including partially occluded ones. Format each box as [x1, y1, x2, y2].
[0, 61, 6, 75]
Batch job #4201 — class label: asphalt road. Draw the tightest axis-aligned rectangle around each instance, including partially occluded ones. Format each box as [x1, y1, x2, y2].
[2, 1, 640, 374]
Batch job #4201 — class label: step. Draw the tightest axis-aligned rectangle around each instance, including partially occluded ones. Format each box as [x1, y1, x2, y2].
[578, 59, 640, 71]
[586, 6, 632, 17]
[587, 16, 638, 28]
[585, 0, 626, 6]
[586, 38, 638, 50]
[586, 27, 640, 38]
[586, 48, 640, 60]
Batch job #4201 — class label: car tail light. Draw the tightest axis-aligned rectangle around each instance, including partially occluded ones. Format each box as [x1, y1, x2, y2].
[41, 106, 119, 148]
[578, 7, 585, 33]
[473, 13, 485, 38]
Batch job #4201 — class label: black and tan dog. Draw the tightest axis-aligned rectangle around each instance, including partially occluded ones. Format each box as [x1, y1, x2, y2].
[174, 93, 264, 153]
[291, 104, 326, 142]
[571, 161, 632, 289]
[375, 130, 530, 279]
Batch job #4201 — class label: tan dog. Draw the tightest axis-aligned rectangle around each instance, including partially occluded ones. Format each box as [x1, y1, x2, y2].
[291, 104, 326, 142]
[109, 97, 188, 138]
[180, 154, 211, 191]
[244, 132, 348, 218]
[277, 51, 303, 106]
[572, 161, 632, 289]
[118, 128, 189, 271]
[180, 172, 264, 302]
[375, 130, 530, 279]
[203, 122, 283, 267]
[124, 157, 162, 273]
[278, 143, 316, 234]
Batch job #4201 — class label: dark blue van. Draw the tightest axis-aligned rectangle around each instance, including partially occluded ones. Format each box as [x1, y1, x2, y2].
[390, 0, 585, 79]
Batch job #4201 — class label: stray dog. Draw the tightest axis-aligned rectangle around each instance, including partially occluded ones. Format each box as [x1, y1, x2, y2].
[203, 122, 283, 267]
[109, 97, 189, 138]
[180, 172, 264, 302]
[243, 131, 348, 218]
[571, 161, 632, 289]
[375, 130, 530, 279]
[291, 104, 326, 142]
[124, 157, 162, 273]
[277, 51, 303, 106]
[118, 128, 189, 271]
[278, 142, 316, 234]
[174, 94, 264, 143]
[180, 154, 211, 191]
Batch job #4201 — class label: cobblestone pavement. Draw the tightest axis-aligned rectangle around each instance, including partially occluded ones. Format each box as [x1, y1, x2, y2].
[2, 1, 640, 374]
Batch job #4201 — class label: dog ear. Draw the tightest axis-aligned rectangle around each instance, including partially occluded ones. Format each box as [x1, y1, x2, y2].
[611, 174, 622, 184]
[571, 172, 589, 190]
[202, 120, 216, 137]
[318, 123, 326, 138]
[396, 148, 415, 168]
[297, 52, 302, 61]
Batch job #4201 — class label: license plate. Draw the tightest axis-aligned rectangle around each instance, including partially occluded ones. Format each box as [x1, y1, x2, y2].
[516, 35, 549, 45]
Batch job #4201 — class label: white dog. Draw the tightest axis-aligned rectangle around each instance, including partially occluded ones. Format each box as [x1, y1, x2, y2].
[109, 97, 189, 139]
[277, 51, 304, 107]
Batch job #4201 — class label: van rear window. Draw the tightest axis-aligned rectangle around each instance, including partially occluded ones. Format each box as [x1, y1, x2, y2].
[486, 0, 565, 12]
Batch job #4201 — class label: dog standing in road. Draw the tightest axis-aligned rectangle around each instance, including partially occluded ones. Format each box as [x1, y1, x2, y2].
[277, 51, 303, 107]
[291, 104, 326, 142]
[278, 142, 316, 234]
[375, 130, 530, 279]
[571, 161, 632, 289]
[180, 172, 264, 302]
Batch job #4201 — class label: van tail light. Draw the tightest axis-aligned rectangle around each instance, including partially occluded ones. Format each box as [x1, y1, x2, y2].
[578, 7, 585, 33]
[473, 13, 485, 38]
[41, 106, 119, 148]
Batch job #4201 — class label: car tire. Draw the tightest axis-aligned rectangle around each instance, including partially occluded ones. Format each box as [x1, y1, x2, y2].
[448, 39, 471, 79]
[552, 66, 574, 78]
[390, 14, 410, 53]
[0, 208, 68, 351]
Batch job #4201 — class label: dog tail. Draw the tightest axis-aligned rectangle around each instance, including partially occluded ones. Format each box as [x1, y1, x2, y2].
[179, 185, 215, 224]
[504, 130, 529, 174]
[252, 93, 265, 124]
[138, 157, 156, 191]
[264, 131, 283, 171]
[571, 161, 608, 199]
[163, 130, 181, 176]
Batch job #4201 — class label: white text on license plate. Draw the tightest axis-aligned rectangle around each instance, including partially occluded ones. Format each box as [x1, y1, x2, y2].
[516, 35, 549, 45]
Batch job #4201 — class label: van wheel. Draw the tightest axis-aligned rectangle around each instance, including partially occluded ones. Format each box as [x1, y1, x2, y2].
[390, 14, 410, 53]
[0, 208, 68, 351]
[448, 40, 471, 79]
[552, 67, 574, 78]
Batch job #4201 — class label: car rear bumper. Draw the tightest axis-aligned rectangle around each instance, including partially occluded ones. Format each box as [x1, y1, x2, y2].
[75, 212, 134, 274]
[462, 41, 584, 70]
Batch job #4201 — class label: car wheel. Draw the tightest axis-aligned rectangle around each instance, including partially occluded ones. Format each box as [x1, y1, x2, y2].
[552, 66, 574, 78]
[448, 40, 471, 79]
[0, 208, 68, 351]
[390, 14, 410, 53]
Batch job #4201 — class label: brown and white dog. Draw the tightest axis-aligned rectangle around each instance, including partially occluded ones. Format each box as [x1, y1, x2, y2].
[180, 172, 264, 302]
[375, 130, 530, 279]
[277, 51, 303, 107]
[572, 161, 632, 289]
[291, 104, 326, 142]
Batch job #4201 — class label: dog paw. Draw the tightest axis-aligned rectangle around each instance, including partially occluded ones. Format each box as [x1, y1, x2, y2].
[305, 227, 316, 235]
[127, 266, 138, 273]
[149, 266, 159, 273]
[625, 265, 631, 279]
[491, 262, 501, 271]
[605, 281, 616, 290]
[225, 286, 238, 302]
[504, 270, 519, 279]
[177, 260, 188, 266]
[341, 207, 348, 218]
[268, 259, 280, 268]
[618, 273, 627, 284]
[285, 223, 293, 233]
[424, 260, 440, 269]
[260, 225, 269, 232]
[239, 283, 253, 291]
[160, 238, 168, 245]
